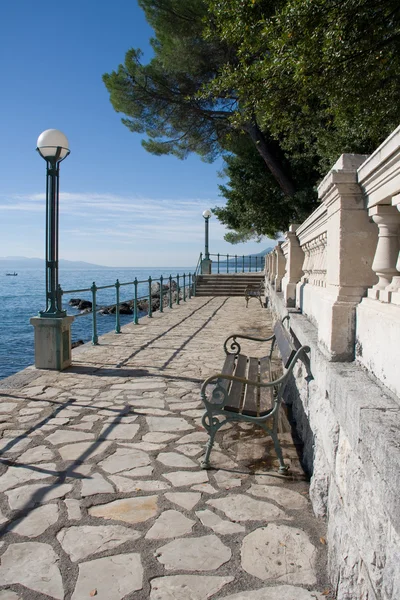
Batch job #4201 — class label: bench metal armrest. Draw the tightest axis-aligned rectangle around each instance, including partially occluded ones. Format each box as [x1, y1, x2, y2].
[224, 333, 275, 355]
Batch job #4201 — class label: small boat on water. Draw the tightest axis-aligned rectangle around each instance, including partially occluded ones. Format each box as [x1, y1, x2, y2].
[6, 272, 18, 276]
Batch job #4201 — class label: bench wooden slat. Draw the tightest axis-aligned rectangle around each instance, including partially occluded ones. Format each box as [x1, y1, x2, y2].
[225, 354, 247, 413]
[273, 321, 296, 368]
[259, 356, 274, 416]
[218, 353, 236, 392]
[242, 357, 260, 417]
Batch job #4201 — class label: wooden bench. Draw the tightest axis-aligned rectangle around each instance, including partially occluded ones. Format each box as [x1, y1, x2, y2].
[244, 282, 264, 308]
[200, 316, 310, 473]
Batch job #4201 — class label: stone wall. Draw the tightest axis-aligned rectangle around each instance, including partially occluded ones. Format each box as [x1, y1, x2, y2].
[263, 126, 400, 599]
[266, 287, 400, 600]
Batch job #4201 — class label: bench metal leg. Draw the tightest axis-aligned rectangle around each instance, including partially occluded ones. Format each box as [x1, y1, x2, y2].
[259, 422, 289, 475]
[201, 412, 226, 469]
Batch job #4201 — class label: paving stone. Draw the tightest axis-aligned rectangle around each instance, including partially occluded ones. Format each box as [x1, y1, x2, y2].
[45, 430, 94, 445]
[142, 432, 178, 443]
[214, 470, 243, 489]
[128, 397, 166, 408]
[241, 524, 317, 584]
[196, 509, 245, 535]
[134, 408, 172, 416]
[89, 495, 158, 524]
[71, 422, 94, 431]
[11, 504, 59, 537]
[81, 414, 103, 422]
[0, 462, 56, 492]
[146, 416, 194, 432]
[0, 591, 22, 600]
[81, 472, 114, 497]
[103, 415, 139, 423]
[57, 524, 140, 561]
[99, 447, 151, 474]
[150, 575, 234, 600]
[16, 445, 55, 463]
[99, 423, 140, 440]
[176, 431, 208, 445]
[0, 508, 8, 524]
[220, 586, 325, 600]
[6, 483, 73, 510]
[47, 417, 71, 426]
[65, 498, 82, 520]
[157, 452, 197, 468]
[0, 542, 64, 599]
[156, 534, 231, 571]
[118, 465, 154, 478]
[168, 401, 202, 411]
[205, 451, 238, 469]
[113, 380, 166, 391]
[165, 491, 201, 511]
[123, 441, 166, 452]
[163, 470, 208, 487]
[71, 553, 143, 599]
[207, 495, 288, 522]
[254, 473, 287, 486]
[191, 483, 218, 494]
[247, 484, 309, 510]
[109, 475, 169, 493]
[146, 509, 195, 539]
[0, 403, 18, 412]
[19, 407, 43, 415]
[0, 438, 31, 453]
[58, 440, 113, 461]
[176, 443, 204, 457]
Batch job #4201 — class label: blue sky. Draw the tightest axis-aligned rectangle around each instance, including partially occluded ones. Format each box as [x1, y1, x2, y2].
[0, 1, 274, 267]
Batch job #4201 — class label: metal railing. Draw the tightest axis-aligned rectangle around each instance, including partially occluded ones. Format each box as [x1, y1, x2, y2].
[208, 253, 264, 274]
[60, 272, 193, 346]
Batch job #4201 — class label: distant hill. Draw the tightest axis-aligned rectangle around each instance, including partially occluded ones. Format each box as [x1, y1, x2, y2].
[0, 257, 107, 270]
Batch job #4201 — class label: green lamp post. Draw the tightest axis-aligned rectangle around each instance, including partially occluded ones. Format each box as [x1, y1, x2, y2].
[201, 209, 212, 274]
[30, 129, 74, 371]
[36, 129, 70, 317]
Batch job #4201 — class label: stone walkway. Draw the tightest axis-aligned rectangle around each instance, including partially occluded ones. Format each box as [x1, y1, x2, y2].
[0, 296, 331, 600]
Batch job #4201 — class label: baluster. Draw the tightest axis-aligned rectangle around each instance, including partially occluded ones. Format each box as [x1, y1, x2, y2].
[148, 276, 153, 318]
[226, 254, 229, 274]
[249, 256, 252, 272]
[242, 255, 245, 272]
[176, 274, 180, 304]
[235, 255, 237, 273]
[133, 278, 138, 324]
[256, 256, 258, 271]
[183, 273, 186, 301]
[115, 279, 121, 333]
[91, 282, 98, 345]
[169, 275, 173, 308]
[160, 275, 164, 313]
[217, 253, 220, 273]
[192, 272, 196, 297]
[188, 273, 192, 299]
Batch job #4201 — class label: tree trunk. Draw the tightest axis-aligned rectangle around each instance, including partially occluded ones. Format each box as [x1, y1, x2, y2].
[243, 121, 296, 197]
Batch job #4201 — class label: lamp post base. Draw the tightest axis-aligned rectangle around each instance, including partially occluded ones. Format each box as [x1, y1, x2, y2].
[30, 315, 74, 371]
[201, 258, 212, 274]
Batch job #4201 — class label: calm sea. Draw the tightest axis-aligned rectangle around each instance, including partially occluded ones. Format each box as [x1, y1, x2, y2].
[0, 266, 194, 380]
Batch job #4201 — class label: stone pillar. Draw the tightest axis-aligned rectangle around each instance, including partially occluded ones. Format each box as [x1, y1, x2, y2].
[274, 242, 286, 292]
[283, 225, 304, 307]
[30, 315, 74, 370]
[201, 258, 212, 274]
[270, 249, 277, 287]
[390, 194, 400, 305]
[318, 154, 377, 360]
[367, 204, 400, 302]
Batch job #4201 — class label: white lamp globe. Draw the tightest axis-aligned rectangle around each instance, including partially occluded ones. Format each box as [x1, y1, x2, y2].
[37, 129, 70, 160]
[203, 209, 212, 218]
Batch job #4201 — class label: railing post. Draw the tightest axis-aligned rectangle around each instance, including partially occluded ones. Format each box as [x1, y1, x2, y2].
[226, 254, 229, 273]
[183, 273, 186, 301]
[91, 282, 98, 345]
[249, 256, 252, 272]
[115, 279, 121, 333]
[176, 274, 180, 305]
[159, 275, 164, 313]
[133, 277, 139, 324]
[235, 255, 237, 273]
[192, 272, 196, 297]
[148, 276, 153, 318]
[242, 255, 245, 272]
[169, 275, 173, 308]
[256, 256, 258, 271]
[217, 253, 220, 273]
[188, 273, 192, 298]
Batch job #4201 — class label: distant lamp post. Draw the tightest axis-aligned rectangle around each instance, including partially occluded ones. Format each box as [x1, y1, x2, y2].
[30, 129, 74, 371]
[201, 209, 212, 274]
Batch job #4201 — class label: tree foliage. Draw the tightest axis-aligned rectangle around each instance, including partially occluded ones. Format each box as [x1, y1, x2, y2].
[103, 0, 400, 241]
